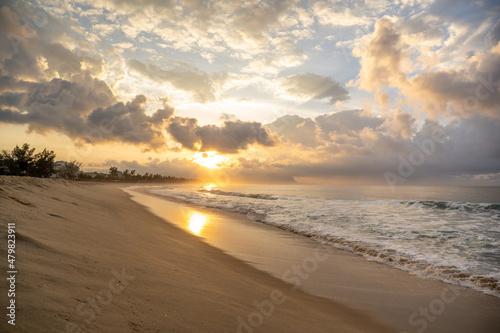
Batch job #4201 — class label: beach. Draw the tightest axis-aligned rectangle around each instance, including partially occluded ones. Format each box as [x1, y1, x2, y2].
[1, 177, 500, 332]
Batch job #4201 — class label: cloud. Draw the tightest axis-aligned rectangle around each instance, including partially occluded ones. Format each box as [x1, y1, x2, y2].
[428, 0, 500, 22]
[86, 0, 176, 17]
[396, 13, 444, 49]
[167, 117, 277, 153]
[0, 81, 173, 151]
[268, 110, 386, 149]
[165, 116, 200, 150]
[128, 59, 227, 103]
[353, 18, 500, 118]
[486, 19, 500, 47]
[0, 6, 28, 61]
[0, 91, 25, 107]
[315, 110, 383, 137]
[267, 115, 319, 147]
[381, 109, 416, 139]
[242, 37, 307, 74]
[404, 42, 500, 118]
[263, 110, 500, 184]
[86, 95, 173, 150]
[0, 72, 116, 119]
[353, 19, 408, 92]
[0, 3, 110, 85]
[229, 0, 295, 47]
[278, 73, 349, 104]
[0, 65, 276, 154]
[312, 1, 372, 27]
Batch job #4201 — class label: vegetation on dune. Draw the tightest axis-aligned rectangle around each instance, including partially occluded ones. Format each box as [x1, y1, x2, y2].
[1, 143, 56, 178]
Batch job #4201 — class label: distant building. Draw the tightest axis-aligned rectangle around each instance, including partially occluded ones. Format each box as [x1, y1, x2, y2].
[54, 161, 81, 178]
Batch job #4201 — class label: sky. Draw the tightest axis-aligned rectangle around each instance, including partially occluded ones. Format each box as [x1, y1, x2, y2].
[1, 0, 500, 185]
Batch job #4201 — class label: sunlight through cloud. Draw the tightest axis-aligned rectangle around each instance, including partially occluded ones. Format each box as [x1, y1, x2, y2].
[192, 151, 229, 169]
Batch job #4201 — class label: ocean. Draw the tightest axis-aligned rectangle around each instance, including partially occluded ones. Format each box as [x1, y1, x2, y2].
[147, 184, 500, 296]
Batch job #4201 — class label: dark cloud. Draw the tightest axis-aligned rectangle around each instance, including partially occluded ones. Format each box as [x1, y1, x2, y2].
[445, 116, 500, 161]
[279, 73, 349, 104]
[0, 91, 25, 107]
[0, 74, 174, 150]
[196, 120, 277, 153]
[166, 116, 200, 150]
[0, 107, 26, 123]
[0, 75, 34, 93]
[85, 95, 173, 150]
[167, 117, 277, 153]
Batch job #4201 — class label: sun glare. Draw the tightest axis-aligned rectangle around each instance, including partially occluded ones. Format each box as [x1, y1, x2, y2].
[192, 151, 229, 169]
[203, 184, 216, 191]
[188, 213, 208, 235]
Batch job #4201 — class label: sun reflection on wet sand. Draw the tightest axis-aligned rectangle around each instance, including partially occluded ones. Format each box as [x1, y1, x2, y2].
[188, 212, 208, 235]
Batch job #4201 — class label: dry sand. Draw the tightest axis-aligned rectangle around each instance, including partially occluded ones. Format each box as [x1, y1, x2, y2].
[0, 177, 395, 332]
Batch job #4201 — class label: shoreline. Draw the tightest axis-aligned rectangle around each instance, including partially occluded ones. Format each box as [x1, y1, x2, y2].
[0, 177, 395, 332]
[128, 184, 500, 333]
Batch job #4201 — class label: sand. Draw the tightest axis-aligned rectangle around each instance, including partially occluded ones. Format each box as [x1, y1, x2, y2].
[0, 176, 395, 332]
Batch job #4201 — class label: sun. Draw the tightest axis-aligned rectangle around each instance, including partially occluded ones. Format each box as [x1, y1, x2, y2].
[192, 151, 229, 169]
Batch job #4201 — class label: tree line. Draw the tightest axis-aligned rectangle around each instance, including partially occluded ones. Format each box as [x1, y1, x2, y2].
[0, 143, 191, 183]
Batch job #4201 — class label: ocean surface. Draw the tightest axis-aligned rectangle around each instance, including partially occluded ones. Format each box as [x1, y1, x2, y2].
[148, 184, 500, 296]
